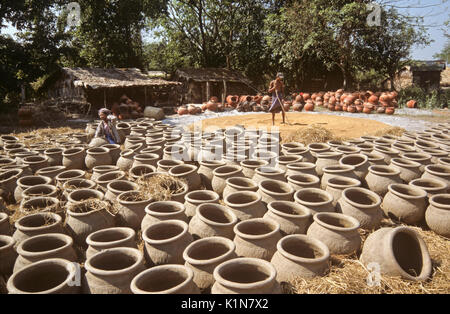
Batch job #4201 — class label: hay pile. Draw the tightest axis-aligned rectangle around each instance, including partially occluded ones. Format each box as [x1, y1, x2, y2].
[373, 126, 405, 137]
[11, 127, 84, 147]
[282, 124, 344, 145]
[136, 174, 186, 202]
[286, 220, 449, 294]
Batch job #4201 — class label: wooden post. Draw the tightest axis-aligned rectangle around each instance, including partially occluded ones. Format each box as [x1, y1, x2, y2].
[223, 80, 227, 104]
[206, 81, 210, 103]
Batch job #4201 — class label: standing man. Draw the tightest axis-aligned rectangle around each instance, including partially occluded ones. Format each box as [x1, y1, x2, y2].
[268, 72, 286, 125]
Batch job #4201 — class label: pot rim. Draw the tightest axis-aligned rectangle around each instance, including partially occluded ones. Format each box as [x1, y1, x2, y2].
[84, 247, 144, 276]
[36, 166, 66, 175]
[224, 191, 262, 208]
[96, 171, 126, 183]
[255, 166, 285, 176]
[424, 164, 450, 177]
[55, 169, 86, 182]
[428, 193, 450, 209]
[134, 153, 159, 161]
[169, 164, 198, 177]
[276, 234, 330, 264]
[92, 165, 120, 173]
[199, 160, 226, 167]
[183, 236, 236, 266]
[44, 148, 64, 154]
[86, 227, 135, 248]
[374, 146, 400, 155]
[118, 190, 152, 205]
[258, 179, 294, 196]
[387, 183, 427, 200]
[233, 218, 280, 240]
[196, 203, 238, 226]
[326, 176, 361, 190]
[339, 154, 369, 168]
[287, 174, 320, 186]
[62, 147, 85, 156]
[213, 165, 243, 177]
[22, 184, 59, 197]
[341, 187, 381, 209]
[322, 164, 356, 174]
[400, 152, 432, 161]
[107, 180, 139, 194]
[240, 159, 269, 168]
[213, 257, 277, 291]
[316, 151, 343, 159]
[267, 201, 312, 219]
[23, 156, 48, 163]
[368, 165, 401, 176]
[17, 175, 53, 188]
[409, 178, 448, 192]
[0, 234, 15, 250]
[17, 233, 73, 258]
[144, 201, 185, 217]
[67, 188, 104, 204]
[390, 158, 421, 169]
[313, 212, 360, 232]
[287, 162, 316, 170]
[276, 155, 303, 164]
[142, 219, 190, 244]
[15, 212, 62, 231]
[294, 188, 333, 206]
[185, 190, 220, 204]
[157, 159, 184, 168]
[225, 177, 258, 190]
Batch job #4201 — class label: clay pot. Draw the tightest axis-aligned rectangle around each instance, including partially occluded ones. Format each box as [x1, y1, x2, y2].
[169, 164, 201, 191]
[7, 258, 80, 294]
[336, 187, 382, 230]
[212, 165, 244, 197]
[285, 162, 317, 177]
[287, 174, 320, 190]
[105, 180, 139, 203]
[373, 146, 400, 164]
[22, 156, 49, 174]
[252, 167, 285, 185]
[124, 136, 146, 150]
[67, 188, 104, 207]
[183, 237, 236, 292]
[35, 166, 66, 184]
[189, 203, 238, 240]
[325, 176, 362, 207]
[264, 201, 312, 235]
[14, 175, 53, 203]
[240, 160, 269, 178]
[0, 170, 24, 201]
[44, 148, 63, 166]
[133, 153, 159, 169]
[101, 144, 121, 164]
[233, 218, 281, 261]
[20, 197, 61, 218]
[142, 220, 193, 266]
[390, 158, 422, 183]
[382, 184, 427, 224]
[223, 177, 258, 200]
[211, 257, 281, 294]
[128, 165, 156, 181]
[95, 171, 126, 191]
[315, 152, 343, 177]
[86, 227, 137, 260]
[131, 265, 200, 294]
[271, 235, 330, 281]
[198, 160, 226, 189]
[12, 212, 64, 246]
[55, 169, 86, 188]
[184, 190, 220, 220]
[294, 188, 335, 214]
[116, 150, 135, 172]
[276, 156, 303, 172]
[62, 148, 85, 170]
[365, 165, 402, 196]
[85, 147, 112, 170]
[13, 233, 77, 273]
[409, 178, 448, 198]
[22, 184, 60, 203]
[425, 194, 450, 237]
[84, 247, 145, 294]
[157, 159, 184, 174]
[257, 179, 294, 206]
[0, 212, 9, 235]
[307, 212, 361, 255]
[224, 191, 267, 221]
[339, 154, 369, 181]
[91, 165, 119, 182]
[401, 152, 433, 172]
[142, 201, 188, 231]
[421, 164, 450, 186]
[116, 191, 152, 230]
[360, 226, 432, 281]
[320, 165, 358, 190]
[88, 137, 109, 148]
[66, 199, 115, 246]
[285, 147, 315, 163]
[0, 235, 17, 276]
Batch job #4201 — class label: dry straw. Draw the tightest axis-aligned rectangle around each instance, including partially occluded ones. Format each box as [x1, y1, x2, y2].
[282, 124, 344, 145]
[136, 174, 186, 202]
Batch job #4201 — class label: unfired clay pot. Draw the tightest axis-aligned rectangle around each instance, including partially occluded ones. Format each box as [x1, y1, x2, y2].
[339, 154, 369, 181]
[421, 164, 450, 187]
[409, 178, 449, 198]
[240, 160, 269, 178]
[184, 190, 220, 220]
[315, 152, 343, 177]
[325, 176, 362, 207]
[116, 149, 135, 172]
[141, 201, 188, 231]
[287, 174, 320, 190]
[95, 171, 126, 191]
[116, 191, 152, 230]
[257, 179, 294, 205]
[0, 212, 10, 235]
[224, 191, 267, 221]
[102, 144, 121, 164]
[276, 156, 303, 172]
[223, 177, 258, 199]
[401, 152, 432, 172]
[55, 169, 86, 188]
[14, 175, 53, 203]
[360, 226, 432, 281]
[373, 146, 400, 164]
[252, 167, 286, 184]
[12, 213, 64, 246]
[62, 148, 85, 170]
[44, 148, 63, 166]
[365, 165, 401, 196]
[0, 235, 17, 276]
[285, 162, 318, 177]
[271, 235, 330, 281]
[169, 164, 202, 191]
[85, 147, 112, 170]
[390, 158, 422, 183]
[382, 184, 427, 224]
[212, 165, 245, 196]
[22, 156, 49, 174]
[86, 227, 137, 260]
[189, 203, 238, 240]
[91, 165, 119, 182]
[105, 180, 139, 203]
[320, 165, 357, 190]
[264, 201, 312, 235]
[425, 194, 450, 238]
[294, 188, 334, 215]
[285, 147, 315, 163]
[198, 160, 226, 189]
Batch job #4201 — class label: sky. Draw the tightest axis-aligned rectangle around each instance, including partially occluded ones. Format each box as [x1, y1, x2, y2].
[1, 0, 448, 62]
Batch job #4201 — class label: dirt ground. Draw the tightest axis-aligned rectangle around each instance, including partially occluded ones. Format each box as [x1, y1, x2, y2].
[190, 113, 396, 140]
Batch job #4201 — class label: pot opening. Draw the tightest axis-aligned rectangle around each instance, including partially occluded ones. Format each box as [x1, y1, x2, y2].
[90, 252, 137, 271]
[216, 166, 238, 174]
[271, 203, 305, 216]
[433, 195, 450, 207]
[290, 175, 316, 183]
[227, 193, 257, 205]
[0, 239, 9, 247]
[131, 166, 154, 177]
[20, 176, 49, 186]
[58, 171, 83, 180]
[145, 224, 184, 241]
[136, 268, 188, 292]
[283, 238, 324, 259]
[228, 178, 255, 188]
[189, 191, 216, 201]
[346, 190, 377, 205]
[188, 242, 230, 260]
[428, 165, 450, 174]
[237, 221, 275, 236]
[278, 156, 299, 163]
[298, 191, 329, 203]
[23, 199, 56, 212]
[412, 180, 443, 189]
[392, 231, 423, 277]
[90, 230, 128, 243]
[260, 181, 291, 193]
[99, 172, 123, 181]
[70, 190, 100, 202]
[342, 156, 365, 165]
[22, 237, 66, 253]
[19, 215, 56, 228]
[318, 215, 355, 228]
[70, 199, 104, 214]
[220, 263, 270, 284]
[371, 166, 395, 174]
[149, 203, 180, 213]
[199, 206, 233, 223]
[13, 263, 69, 292]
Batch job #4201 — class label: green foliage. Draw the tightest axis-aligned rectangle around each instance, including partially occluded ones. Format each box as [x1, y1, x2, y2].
[398, 85, 448, 109]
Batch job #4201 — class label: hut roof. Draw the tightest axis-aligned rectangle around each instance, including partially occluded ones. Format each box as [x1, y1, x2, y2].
[409, 60, 446, 72]
[175, 68, 251, 83]
[62, 67, 181, 89]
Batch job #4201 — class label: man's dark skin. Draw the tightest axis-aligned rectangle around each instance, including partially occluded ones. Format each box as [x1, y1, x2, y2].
[268, 74, 286, 126]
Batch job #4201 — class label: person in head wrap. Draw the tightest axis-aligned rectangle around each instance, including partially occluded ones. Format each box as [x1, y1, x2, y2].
[94, 108, 121, 144]
[268, 72, 286, 125]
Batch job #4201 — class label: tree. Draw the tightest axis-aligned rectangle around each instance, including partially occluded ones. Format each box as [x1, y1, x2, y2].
[433, 19, 449, 63]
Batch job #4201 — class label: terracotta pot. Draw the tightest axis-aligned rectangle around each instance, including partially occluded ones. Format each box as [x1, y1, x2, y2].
[0, 235, 17, 276]
[285, 162, 317, 178]
[390, 158, 422, 183]
[22, 184, 60, 204]
[0, 212, 9, 235]
[85, 147, 112, 170]
[169, 164, 201, 191]
[320, 165, 358, 190]
[35, 166, 66, 184]
[422, 149, 448, 164]
[14, 175, 53, 203]
[105, 180, 139, 202]
[425, 194, 450, 237]
[84, 247, 145, 294]
[13, 233, 77, 273]
[287, 174, 320, 190]
[338, 154, 369, 181]
[116, 191, 152, 230]
[271, 235, 329, 282]
[360, 226, 432, 281]
[62, 148, 85, 170]
[7, 258, 80, 294]
[315, 152, 343, 177]
[67, 188, 103, 206]
[307, 212, 361, 255]
[252, 167, 285, 185]
[264, 201, 312, 236]
[212, 165, 244, 197]
[421, 164, 450, 187]
[95, 171, 126, 191]
[401, 152, 433, 172]
[22, 156, 49, 174]
[44, 148, 63, 166]
[239, 160, 268, 178]
[142, 220, 193, 266]
[20, 196, 61, 218]
[224, 191, 267, 221]
[211, 257, 281, 294]
[12, 212, 64, 247]
[257, 179, 294, 206]
[325, 176, 362, 207]
[141, 201, 188, 231]
[116, 150, 135, 172]
[362, 151, 386, 166]
[100, 144, 121, 165]
[55, 169, 86, 188]
[336, 187, 382, 230]
[128, 165, 156, 181]
[409, 178, 448, 199]
[221, 177, 258, 201]
[132, 153, 159, 169]
[189, 203, 237, 240]
[131, 264, 200, 294]
[86, 227, 137, 260]
[382, 184, 427, 224]
[365, 165, 402, 196]
[294, 188, 334, 215]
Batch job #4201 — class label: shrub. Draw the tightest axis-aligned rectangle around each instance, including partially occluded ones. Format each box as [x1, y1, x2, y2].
[397, 85, 448, 109]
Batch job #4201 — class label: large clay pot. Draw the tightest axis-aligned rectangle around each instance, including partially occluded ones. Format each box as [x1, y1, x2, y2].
[7, 258, 80, 294]
[184, 190, 220, 220]
[116, 191, 152, 230]
[102, 144, 121, 164]
[390, 158, 422, 183]
[409, 178, 448, 199]
[133, 153, 159, 169]
[252, 167, 286, 185]
[320, 165, 358, 190]
[116, 149, 135, 172]
[105, 180, 139, 203]
[85, 147, 112, 170]
[14, 175, 53, 203]
[91, 165, 119, 182]
[129, 165, 156, 181]
[276, 156, 303, 172]
[142, 220, 193, 266]
[240, 160, 269, 178]
[287, 174, 320, 190]
[307, 212, 361, 255]
[325, 176, 362, 207]
[211, 257, 281, 294]
[336, 187, 382, 230]
[168, 164, 201, 191]
[360, 226, 432, 281]
[271, 235, 330, 281]
[12, 213, 64, 246]
[62, 148, 86, 170]
[373, 146, 400, 164]
[425, 194, 450, 237]
[86, 227, 137, 260]
[382, 184, 427, 224]
[141, 201, 188, 231]
[363, 152, 386, 166]
[0, 235, 17, 276]
[189, 203, 238, 240]
[285, 162, 317, 177]
[233, 218, 281, 261]
[257, 179, 294, 206]
[212, 165, 244, 197]
[198, 160, 226, 189]
[66, 188, 104, 207]
[339, 154, 369, 181]
[264, 201, 312, 235]
[22, 156, 49, 174]
[20, 197, 61, 218]
[84, 247, 145, 294]
[36, 166, 66, 184]
[421, 164, 450, 187]
[157, 159, 184, 174]
[365, 165, 402, 196]
[294, 188, 334, 215]
[0, 169, 23, 201]
[401, 152, 433, 172]
[13, 233, 77, 273]
[224, 191, 267, 221]
[44, 148, 63, 166]
[66, 199, 114, 246]
[315, 152, 343, 177]
[22, 184, 60, 204]
[55, 169, 86, 189]
[124, 136, 146, 150]
[95, 171, 126, 191]
[222, 177, 258, 200]
[0, 212, 9, 235]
